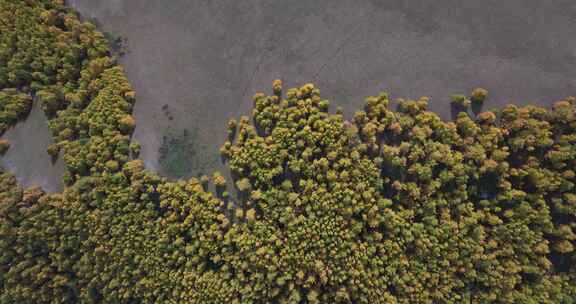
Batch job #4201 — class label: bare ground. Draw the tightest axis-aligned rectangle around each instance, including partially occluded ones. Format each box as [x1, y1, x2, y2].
[68, 0, 576, 178]
[0, 101, 64, 192]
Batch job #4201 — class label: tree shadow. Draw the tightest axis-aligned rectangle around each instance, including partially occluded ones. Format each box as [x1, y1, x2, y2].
[451, 103, 469, 120]
[471, 102, 483, 117]
[49, 152, 60, 164]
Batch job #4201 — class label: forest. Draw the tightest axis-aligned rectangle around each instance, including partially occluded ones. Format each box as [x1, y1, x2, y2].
[0, 0, 574, 303]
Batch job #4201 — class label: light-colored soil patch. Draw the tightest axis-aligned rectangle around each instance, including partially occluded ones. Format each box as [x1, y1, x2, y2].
[0, 101, 64, 192]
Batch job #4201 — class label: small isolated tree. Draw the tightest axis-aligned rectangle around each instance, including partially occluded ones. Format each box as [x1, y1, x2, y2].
[212, 171, 227, 190]
[0, 139, 9, 154]
[273, 79, 282, 95]
[46, 143, 60, 159]
[471, 87, 488, 104]
[451, 94, 471, 108]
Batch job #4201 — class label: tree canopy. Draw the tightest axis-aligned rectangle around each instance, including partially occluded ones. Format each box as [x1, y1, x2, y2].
[0, 1, 574, 303]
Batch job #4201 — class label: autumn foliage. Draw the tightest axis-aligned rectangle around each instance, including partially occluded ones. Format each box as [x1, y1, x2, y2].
[0, 1, 575, 303]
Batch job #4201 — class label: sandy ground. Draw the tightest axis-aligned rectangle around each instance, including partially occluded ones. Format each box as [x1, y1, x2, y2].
[66, 0, 576, 178]
[0, 101, 64, 192]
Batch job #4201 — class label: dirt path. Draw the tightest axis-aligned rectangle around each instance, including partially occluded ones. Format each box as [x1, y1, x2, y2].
[69, 0, 576, 179]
